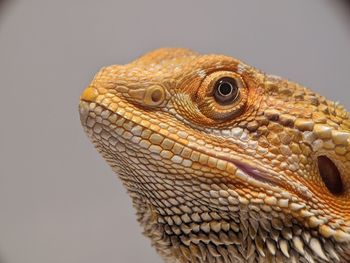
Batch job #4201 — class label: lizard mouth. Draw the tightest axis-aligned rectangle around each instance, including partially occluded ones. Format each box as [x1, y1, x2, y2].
[203, 152, 312, 200]
[233, 161, 279, 184]
[79, 99, 312, 200]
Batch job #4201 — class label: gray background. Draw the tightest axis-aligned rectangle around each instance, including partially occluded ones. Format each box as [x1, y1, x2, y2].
[0, 1, 349, 263]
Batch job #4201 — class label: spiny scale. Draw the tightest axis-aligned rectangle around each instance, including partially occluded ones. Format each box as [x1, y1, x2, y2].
[79, 48, 350, 262]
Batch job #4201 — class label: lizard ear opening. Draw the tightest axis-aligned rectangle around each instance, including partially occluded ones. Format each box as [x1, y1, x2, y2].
[318, 156, 344, 195]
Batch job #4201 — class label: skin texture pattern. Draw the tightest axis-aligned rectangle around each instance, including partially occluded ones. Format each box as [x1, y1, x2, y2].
[79, 48, 350, 263]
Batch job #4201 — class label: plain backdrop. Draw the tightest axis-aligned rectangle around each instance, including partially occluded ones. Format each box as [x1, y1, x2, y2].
[0, 1, 350, 263]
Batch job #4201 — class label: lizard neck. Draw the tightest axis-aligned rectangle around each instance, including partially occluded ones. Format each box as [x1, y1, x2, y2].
[122, 168, 350, 263]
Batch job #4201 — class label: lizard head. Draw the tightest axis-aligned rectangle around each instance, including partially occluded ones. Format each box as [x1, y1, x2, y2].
[79, 48, 350, 262]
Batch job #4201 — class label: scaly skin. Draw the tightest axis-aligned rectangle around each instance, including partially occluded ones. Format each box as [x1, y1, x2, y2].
[79, 48, 350, 263]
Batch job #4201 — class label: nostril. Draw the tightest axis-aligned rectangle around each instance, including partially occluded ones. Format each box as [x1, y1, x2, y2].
[317, 156, 344, 195]
[142, 85, 165, 107]
[151, 88, 163, 103]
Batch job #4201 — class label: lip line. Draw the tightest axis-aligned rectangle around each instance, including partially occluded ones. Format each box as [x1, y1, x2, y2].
[80, 99, 310, 200]
[194, 144, 289, 192]
[234, 160, 279, 184]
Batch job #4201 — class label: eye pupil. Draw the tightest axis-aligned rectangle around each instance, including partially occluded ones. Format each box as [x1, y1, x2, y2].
[218, 82, 233, 96]
[214, 77, 239, 104]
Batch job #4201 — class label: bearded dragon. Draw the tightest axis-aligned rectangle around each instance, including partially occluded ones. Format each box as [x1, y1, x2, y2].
[79, 48, 350, 263]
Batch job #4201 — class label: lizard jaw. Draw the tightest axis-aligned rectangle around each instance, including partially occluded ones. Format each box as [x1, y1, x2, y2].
[80, 99, 312, 202]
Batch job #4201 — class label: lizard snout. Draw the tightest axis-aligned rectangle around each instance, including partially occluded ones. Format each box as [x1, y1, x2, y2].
[80, 86, 99, 102]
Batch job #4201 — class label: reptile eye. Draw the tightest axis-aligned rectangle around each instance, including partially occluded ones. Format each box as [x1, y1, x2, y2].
[214, 77, 239, 104]
[196, 71, 248, 121]
[318, 156, 343, 195]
